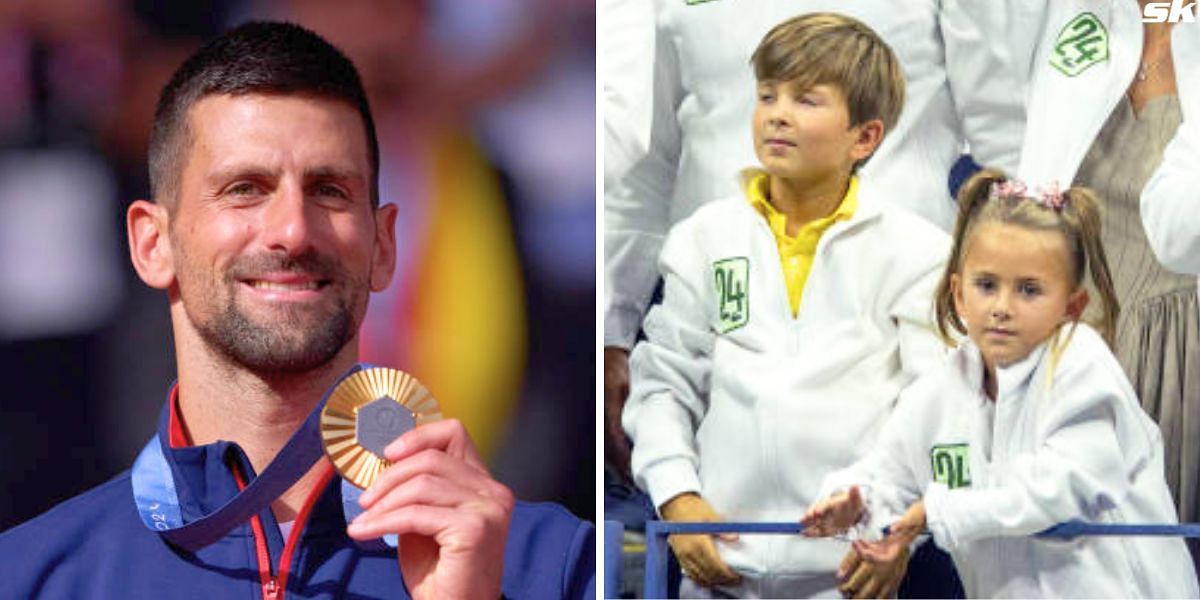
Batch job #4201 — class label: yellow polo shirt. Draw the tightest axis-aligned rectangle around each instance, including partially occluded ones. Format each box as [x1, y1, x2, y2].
[744, 170, 858, 316]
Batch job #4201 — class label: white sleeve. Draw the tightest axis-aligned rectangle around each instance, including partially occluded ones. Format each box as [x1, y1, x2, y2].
[603, 3, 685, 349]
[1140, 28, 1200, 275]
[890, 224, 952, 379]
[622, 220, 714, 510]
[924, 355, 1134, 550]
[818, 384, 930, 537]
[939, 0, 1027, 171]
[601, 0, 654, 185]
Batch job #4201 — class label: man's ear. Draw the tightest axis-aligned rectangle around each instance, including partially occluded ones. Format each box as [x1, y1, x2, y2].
[127, 200, 175, 289]
[850, 119, 884, 164]
[369, 203, 399, 292]
[1066, 287, 1090, 321]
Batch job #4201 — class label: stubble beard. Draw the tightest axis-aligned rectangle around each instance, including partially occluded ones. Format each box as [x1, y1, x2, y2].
[185, 249, 366, 375]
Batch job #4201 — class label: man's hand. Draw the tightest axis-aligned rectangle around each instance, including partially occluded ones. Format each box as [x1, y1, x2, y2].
[347, 419, 515, 600]
[853, 500, 926, 566]
[836, 546, 910, 599]
[801, 486, 865, 538]
[659, 493, 741, 588]
[604, 346, 633, 480]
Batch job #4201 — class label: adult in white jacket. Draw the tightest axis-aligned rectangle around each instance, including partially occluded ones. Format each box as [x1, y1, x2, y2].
[1014, 1, 1199, 563]
[623, 177, 951, 597]
[603, 2, 1026, 477]
[1141, 21, 1200, 274]
[815, 324, 1199, 598]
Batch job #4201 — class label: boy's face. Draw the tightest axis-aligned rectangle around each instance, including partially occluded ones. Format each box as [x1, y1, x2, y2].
[751, 80, 876, 186]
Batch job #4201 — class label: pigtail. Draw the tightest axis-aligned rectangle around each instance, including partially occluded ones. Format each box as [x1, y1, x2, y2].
[934, 168, 1009, 345]
[1062, 187, 1120, 346]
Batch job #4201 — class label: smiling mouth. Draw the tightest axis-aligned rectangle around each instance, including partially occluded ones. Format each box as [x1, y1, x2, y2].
[766, 138, 796, 147]
[247, 280, 326, 291]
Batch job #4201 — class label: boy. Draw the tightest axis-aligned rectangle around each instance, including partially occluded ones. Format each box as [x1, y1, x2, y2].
[623, 14, 951, 598]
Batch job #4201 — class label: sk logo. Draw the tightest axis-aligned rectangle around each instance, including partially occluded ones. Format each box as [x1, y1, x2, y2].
[930, 444, 971, 489]
[1143, 0, 1198, 22]
[713, 257, 749, 332]
[1050, 13, 1109, 77]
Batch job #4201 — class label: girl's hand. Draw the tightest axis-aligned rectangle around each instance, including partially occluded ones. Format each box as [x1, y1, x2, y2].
[853, 500, 926, 565]
[837, 545, 910, 599]
[801, 486, 865, 537]
[660, 493, 742, 588]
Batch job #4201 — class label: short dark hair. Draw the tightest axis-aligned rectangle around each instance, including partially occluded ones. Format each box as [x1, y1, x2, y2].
[148, 21, 380, 207]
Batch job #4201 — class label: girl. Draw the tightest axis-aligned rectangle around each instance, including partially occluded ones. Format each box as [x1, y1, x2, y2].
[801, 169, 1199, 598]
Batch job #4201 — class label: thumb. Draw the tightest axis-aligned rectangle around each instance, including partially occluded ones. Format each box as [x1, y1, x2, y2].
[847, 485, 862, 511]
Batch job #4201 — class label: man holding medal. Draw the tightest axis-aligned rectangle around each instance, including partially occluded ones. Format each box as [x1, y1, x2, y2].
[0, 21, 594, 599]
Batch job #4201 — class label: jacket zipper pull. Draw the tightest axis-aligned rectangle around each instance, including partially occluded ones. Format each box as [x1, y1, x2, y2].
[265, 577, 280, 599]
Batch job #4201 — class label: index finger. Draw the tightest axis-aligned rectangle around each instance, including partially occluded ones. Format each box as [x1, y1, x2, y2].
[383, 418, 487, 471]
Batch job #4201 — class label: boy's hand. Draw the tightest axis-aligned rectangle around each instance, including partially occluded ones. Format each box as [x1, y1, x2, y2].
[852, 500, 926, 565]
[837, 546, 909, 599]
[660, 493, 742, 588]
[801, 486, 865, 537]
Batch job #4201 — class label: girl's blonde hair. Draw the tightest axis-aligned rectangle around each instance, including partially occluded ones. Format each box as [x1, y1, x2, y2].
[934, 168, 1119, 347]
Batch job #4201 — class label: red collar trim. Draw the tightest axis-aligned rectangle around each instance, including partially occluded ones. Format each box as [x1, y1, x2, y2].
[167, 384, 194, 449]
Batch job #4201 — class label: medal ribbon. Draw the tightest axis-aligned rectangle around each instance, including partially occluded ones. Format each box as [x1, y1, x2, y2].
[130, 363, 378, 551]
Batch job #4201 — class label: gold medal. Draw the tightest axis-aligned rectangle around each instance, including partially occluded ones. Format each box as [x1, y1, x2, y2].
[320, 367, 441, 489]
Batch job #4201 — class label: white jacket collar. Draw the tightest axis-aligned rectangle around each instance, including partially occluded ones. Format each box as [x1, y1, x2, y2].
[959, 335, 1049, 404]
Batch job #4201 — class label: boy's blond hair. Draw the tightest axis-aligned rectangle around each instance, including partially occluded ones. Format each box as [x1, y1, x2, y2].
[751, 13, 905, 139]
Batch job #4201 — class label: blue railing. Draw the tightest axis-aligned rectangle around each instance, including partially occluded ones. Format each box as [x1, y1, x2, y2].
[638, 520, 1200, 598]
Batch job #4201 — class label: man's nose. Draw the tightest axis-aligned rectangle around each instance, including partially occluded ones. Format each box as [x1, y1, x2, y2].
[261, 181, 314, 256]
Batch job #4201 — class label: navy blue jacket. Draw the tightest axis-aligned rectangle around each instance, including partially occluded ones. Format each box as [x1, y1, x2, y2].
[0, 423, 595, 598]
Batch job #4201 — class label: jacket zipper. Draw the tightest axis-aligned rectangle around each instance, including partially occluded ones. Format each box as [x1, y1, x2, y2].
[233, 461, 336, 600]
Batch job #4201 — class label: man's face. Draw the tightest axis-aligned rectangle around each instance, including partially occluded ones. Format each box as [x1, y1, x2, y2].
[751, 81, 866, 184]
[167, 93, 390, 373]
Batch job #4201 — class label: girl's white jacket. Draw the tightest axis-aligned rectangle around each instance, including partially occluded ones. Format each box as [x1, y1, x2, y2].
[1013, 0, 1199, 275]
[602, 0, 1025, 349]
[821, 324, 1199, 598]
[623, 187, 951, 582]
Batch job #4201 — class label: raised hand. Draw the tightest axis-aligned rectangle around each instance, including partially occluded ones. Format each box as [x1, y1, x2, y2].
[801, 486, 865, 538]
[346, 419, 515, 600]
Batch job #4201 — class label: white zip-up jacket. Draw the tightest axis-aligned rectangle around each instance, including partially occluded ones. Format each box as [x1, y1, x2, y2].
[821, 324, 1199, 598]
[623, 187, 951, 585]
[603, 0, 1026, 349]
[1014, 1, 1197, 187]
[1141, 22, 1200, 275]
[1014, 0, 1141, 185]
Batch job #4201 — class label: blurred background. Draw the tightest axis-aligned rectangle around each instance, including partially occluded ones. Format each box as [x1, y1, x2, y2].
[0, 0, 596, 531]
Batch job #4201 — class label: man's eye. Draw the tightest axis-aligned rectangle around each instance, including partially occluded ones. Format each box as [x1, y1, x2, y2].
[313, 184, 347, 198]
[227, 182, 262, 196]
